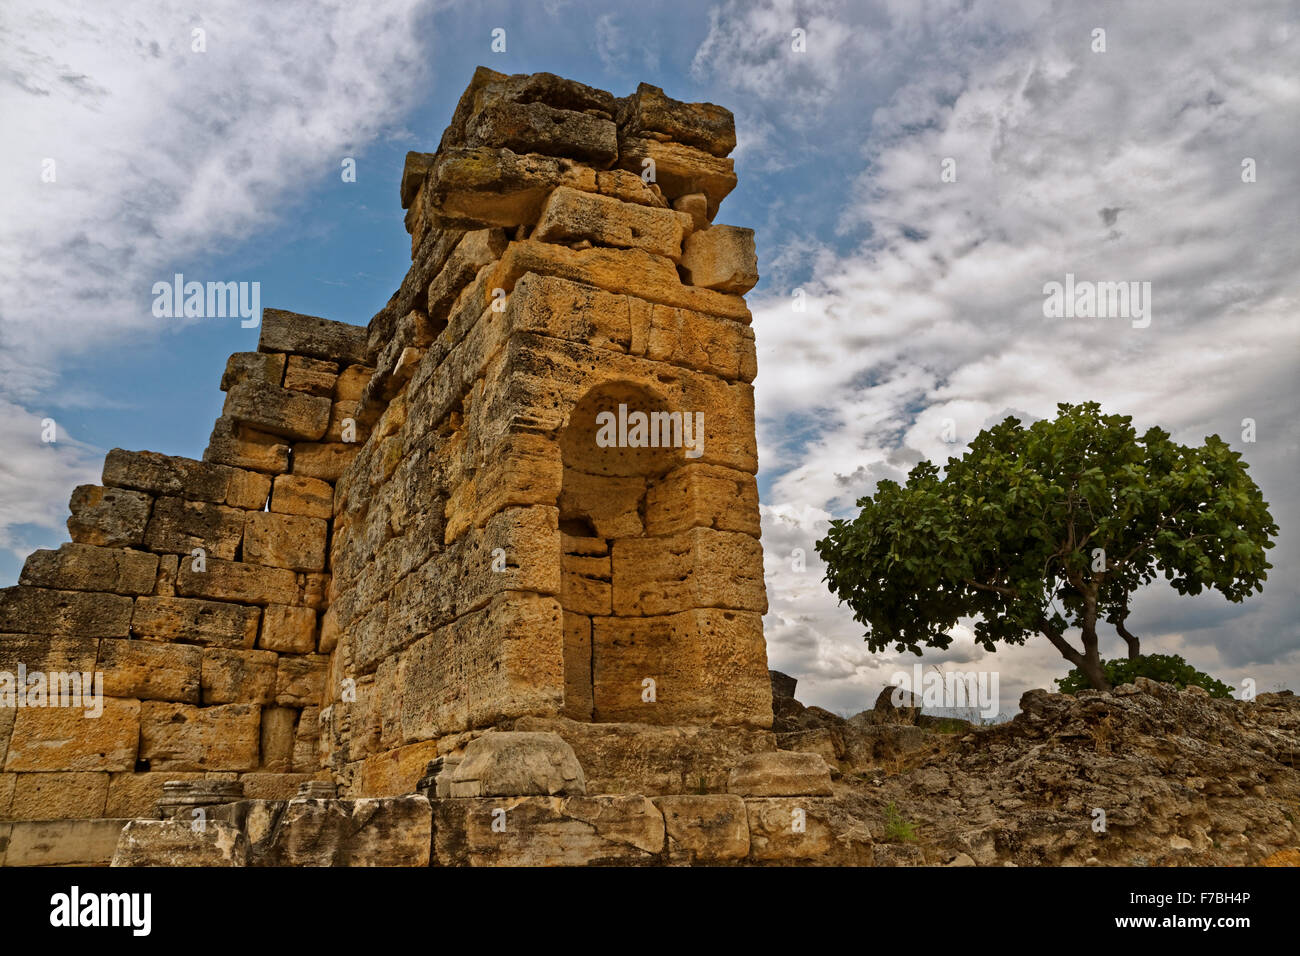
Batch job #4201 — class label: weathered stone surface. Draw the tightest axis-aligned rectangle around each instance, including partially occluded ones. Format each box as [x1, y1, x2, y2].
[204, 417, 291, 474]
[618, 82, 736, 157]
[223, 380, 332, 441]
[144, 496, 246, 559]
[283, 355, 339, 396]
[103, 448, 273, 510]
[439, 67, 617, 151]
[4, 698, 140, 771]
[270, 474, 333, 519]
[618, 137, 737, 217]
[534, 186, 690, 259]
[259, 309, 369, 366]
[336, 364, 373, 402]
[201, 648, 278, 705]
[354, 739, 439, 797]
[0, 635, 100, 674]
[423, 147, 598, 230]
[744, 797, 861, 863]
[275, 655, 328, 707]
[139, 701, 261, 772]
[490, 239, 750, 322]
[104, 771, 205, 818]
[256, 707, 299, 773]
[4, 818, 131, 866]
[680, 224, 758, 293]
[0, 587, 132, 637]
[728, 751, 833, 797]
[175, 555, 306, 607]
[111, 819, 248, 866]
[653, 794, 750, 863]
[644, 465, 761, 535]
[433, 795, 663, 866]
[425, 228, 509, 327]
[19, 543, 157, 595]
[292, 442, 358, 482]
[597, 169, 669, 207]
[132, 595, 260, 647]
[449, 732, 586, 797]
[98, 639, 201, 703]
[259, 604, 317, 653]
[243, 511, 328, 572]
[7, 771, 109, 819]
[466, 99, 617, 166]
[221, 351, 286, 391]
[611, 528, 767, 615]
[244, 795, 433, 866]
[672, 192, 709, 230]
[67, 485, 151, 548]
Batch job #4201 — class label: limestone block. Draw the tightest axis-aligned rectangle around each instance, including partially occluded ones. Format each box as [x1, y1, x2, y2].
[645, 464, 761, 536]
[618, 82, 737, 157]
[143, 496, 246, 559]
[448, 732, 586, 797]
[441, 69, 617, 148]
[8, 771, 109, 819]
[596, 169, 669, 207]
[204, 417, 290, 474]
[275, 655, 328, 708]
[423, 146, 598, 230]
[0, 587, 132, 637]
[433, 794, 663, 866]
[67, 485, 151, 548]
[175, 555, 305, 607]
[104, 448, 227, 501]
[222, 380, 331, 442]
[98, 638, 201, 703]
[727, 751, 834, 796]
[243, 512, 327, 572]
[534, 186, 689, 259]
[490, 240, 750, 322]
[335, 364, 373, 402]
[0, 635, 100, 674]
[258, 309, 369, 366]
[111, 819, 248, 866]
[255, 795, 432, 866]
[401, 150, 436, 208]
[19, 543, 158, 596]
[611, 528, 766, 615]
[104, 771, 206, 819]
[466, 99, 617, 166]
[561, 554, 611, 616]
[293, 706, 320, 773]
[259, 604, 317, 653]
[680, 224, 758, 294]
[673, 192, 709, 230]
[132, 595, 260, 647]
[354, 740, 440, 797]
[4, 698, 140, 772]
[270, 474, 333, 519]
[617, 137, 737, 217]
[221, 351, 286, 391]
[562, 613, 593, 720]
[653, 794, 750, 863]
[5, 818, 132, 866]
[292, 442, 359, 482]
[201, 648, 278, 705]
[282, 355, 339, 396]
[139, 701, 261, 772]
[238, 771, 316, 800]
[259, 707, 298, 772]
[744, 797, 837, 862]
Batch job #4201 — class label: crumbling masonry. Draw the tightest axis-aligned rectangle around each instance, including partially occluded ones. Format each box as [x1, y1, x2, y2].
[0, 69, 872, 866]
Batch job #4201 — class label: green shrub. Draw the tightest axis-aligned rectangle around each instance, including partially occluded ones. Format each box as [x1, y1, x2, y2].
[883, 802, 919, 843]
[1055, 653, 1234, 698]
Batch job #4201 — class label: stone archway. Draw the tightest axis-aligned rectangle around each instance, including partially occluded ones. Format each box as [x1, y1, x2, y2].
[557, 381, 683, 721]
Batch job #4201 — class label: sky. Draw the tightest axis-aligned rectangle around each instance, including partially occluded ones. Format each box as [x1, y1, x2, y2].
[1, 0, 1296, 717]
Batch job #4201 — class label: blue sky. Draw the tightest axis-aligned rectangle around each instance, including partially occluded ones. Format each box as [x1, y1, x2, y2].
[2, 0, 1297, 714]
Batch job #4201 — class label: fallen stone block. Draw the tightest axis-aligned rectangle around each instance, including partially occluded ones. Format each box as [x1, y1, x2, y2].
[111, 819, 248, 866]
[727, 751, 833, 797]
[449, 731, 586, 797]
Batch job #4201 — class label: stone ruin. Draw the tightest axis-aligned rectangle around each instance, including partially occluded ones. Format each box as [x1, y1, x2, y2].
[0, 68, 872, 866]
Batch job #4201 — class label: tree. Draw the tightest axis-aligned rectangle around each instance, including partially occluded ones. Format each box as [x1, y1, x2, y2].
[1055, 653, 1234, 698]
[816, 402, 1277, 691]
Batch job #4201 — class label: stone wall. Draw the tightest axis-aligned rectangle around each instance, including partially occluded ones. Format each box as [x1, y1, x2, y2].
[322, 67, 774, 798]
[0, 312, 371, 820]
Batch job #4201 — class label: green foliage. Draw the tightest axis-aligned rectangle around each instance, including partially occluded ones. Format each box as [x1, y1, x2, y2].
[1056, 653, 1235, 698]
[883, 802, 919, 843]
[816, 402, 1277, 688]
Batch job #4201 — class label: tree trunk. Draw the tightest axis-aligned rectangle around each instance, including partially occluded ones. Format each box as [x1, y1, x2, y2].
[1079, 618, 1112, 691]
[1116, 618, 1141, 659]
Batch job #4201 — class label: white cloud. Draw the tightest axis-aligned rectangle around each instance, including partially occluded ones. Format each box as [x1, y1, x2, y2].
[701, 0, 1300, 712]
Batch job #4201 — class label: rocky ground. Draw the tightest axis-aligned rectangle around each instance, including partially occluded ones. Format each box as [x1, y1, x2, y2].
[775, 676, 1300, 866]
